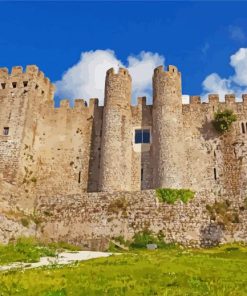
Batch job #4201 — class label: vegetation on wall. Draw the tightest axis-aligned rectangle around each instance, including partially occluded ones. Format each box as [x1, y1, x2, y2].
[212, 109, 237, 133]
[130, 230, 174, 249]
[155, 188, 195, 204]
[206, 200, 240, 227]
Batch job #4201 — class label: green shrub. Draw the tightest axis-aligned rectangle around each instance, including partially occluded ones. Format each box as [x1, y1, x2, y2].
[156, 188, 195, 204]
[130, 230, 175, 249]
[212, 109, 237, 133]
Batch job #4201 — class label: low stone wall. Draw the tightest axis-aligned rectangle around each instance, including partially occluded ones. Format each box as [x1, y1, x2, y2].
[34, 190, 247, 249]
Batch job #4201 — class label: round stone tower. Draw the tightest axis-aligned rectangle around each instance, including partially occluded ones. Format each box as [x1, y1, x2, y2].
[152, 65, 184, 189]
[99, 68, 132, 192]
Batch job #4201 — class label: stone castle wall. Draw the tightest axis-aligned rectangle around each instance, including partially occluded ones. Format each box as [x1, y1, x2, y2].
[34, 190, 247, 248]
[1, 64, 247, 199]
[1, 64, 247, 247]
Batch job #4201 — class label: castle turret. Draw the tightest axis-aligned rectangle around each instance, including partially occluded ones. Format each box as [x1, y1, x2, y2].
[99, 68, 132, 192]
[152, 65, 184, 188]
[0, 65, 55, 185]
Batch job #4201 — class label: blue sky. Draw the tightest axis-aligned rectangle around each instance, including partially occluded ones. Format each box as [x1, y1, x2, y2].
[1, 2, 247, 105]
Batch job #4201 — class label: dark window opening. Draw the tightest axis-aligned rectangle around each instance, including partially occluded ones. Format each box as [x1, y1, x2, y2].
[214, 168, 217, 180]
[3, 127, 9, 136]
[135, 129, 142, 143]
[12, 82, 17, 88]
[135, 129, 150, 144]
[35, 84, 39, 90]
[1, 83, 6, 89]
[41, 90, 44, 95]
[141, 168, 144, 181]
[241, 122, 245, 134]
[23, 81, 28, 87]
[78, 171, 81, 184]
[246, 122, 247, 132]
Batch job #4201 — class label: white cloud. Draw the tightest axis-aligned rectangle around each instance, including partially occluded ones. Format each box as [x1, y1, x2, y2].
[229, 25, 246, 43]
[55, 49, 164, 105]
[127, 51, 165, 100]
[202, 48, 247, 101]
[230, 48, 247, 86]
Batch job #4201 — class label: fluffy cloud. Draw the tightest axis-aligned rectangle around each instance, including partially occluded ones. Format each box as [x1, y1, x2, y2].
[55, 50, 164, 105]
[202, 48, 247, 101]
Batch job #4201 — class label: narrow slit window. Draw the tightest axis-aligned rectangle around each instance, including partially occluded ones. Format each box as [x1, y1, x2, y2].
[3, 127, 9, 136]
[12, 82, 17, 88]
[78, 171, 81, 184]
[141, 168, 144, 181]
[214, 168, 217, 180]
[245, 122, 247, 133]
[242, 122, 245, 134]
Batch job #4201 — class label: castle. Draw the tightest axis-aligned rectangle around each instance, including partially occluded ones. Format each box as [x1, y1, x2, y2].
[1, 64, 247, 199]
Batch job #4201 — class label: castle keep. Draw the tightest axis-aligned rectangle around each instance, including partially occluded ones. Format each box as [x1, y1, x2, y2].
[1, 64, 247, 199]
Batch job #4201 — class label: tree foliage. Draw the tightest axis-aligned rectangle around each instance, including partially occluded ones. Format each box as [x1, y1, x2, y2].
[213, 109, 237, 133]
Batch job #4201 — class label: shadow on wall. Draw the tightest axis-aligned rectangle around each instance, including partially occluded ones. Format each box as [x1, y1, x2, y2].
[197, 118, 218, 141]
[200, 222, 223, 247]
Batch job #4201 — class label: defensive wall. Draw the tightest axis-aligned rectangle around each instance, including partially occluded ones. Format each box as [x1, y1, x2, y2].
[0, 64, 247, 247]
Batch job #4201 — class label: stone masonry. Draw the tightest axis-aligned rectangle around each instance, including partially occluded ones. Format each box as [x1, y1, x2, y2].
[0, 64, 247, 246]
[1, 64, 247, 196]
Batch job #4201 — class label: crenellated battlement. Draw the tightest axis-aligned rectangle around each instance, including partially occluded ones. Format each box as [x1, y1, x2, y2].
[0, 65, 55, 100]
[55, 98, 100, 113]
[106, 67, 132, 81]
[185, 94, 247, 107]
[153, 65, 181, 77]
[2, 61, 247, 213]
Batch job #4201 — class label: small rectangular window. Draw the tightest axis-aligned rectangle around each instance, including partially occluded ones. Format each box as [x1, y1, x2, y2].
[1, 83, 6, 89]
[23, 81, 28, 87]
[3, 127, 9, 136]
[12, 82, 17, 88]
[135, 129, 150, 144]
[135, 129, 142, 144]
[142, 129, 150, 143]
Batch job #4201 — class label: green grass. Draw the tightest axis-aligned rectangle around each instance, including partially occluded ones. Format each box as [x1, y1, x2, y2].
[0, 244, 247, 295]
[0, 237, 81, 266]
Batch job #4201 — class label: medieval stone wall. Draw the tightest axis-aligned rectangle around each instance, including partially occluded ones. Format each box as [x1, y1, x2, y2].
[1, 64, 247, 205]
[182, 94, 247, 199]
[35, 190, 247, 249]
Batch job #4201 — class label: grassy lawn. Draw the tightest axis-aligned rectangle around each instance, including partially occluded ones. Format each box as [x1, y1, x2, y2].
[0, 243, 247, 296]
[0, 237, 80, 266]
